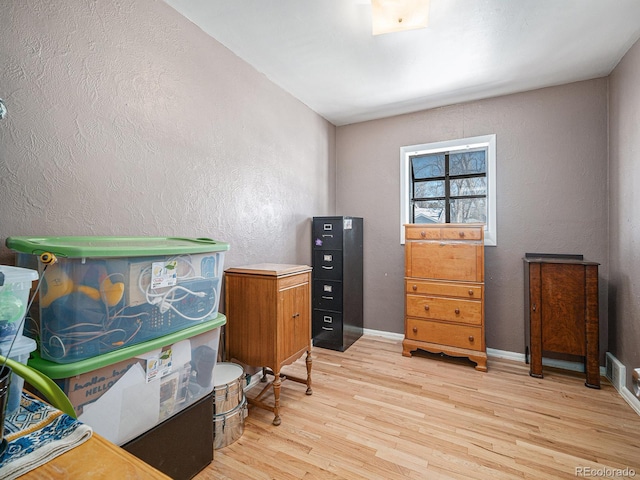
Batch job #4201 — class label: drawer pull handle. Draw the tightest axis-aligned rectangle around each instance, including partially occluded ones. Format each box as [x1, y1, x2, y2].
[322, 326, 333, 331]
[322, 296, 334, 300]
[424, 305, 430, 311]
[455, 308, 460, 314]
[468, 335, 474, 342]
[420, 231, 426, 237]
[322, 266, 334, 270]
[532, 303, 537, 312]
[322, 234, 334, 238]
[468, 289, 474, 296]
[412, 284, 417, 291]
[459, 231, 465, 238]
[292, 313, 300, 318]
[412, 326, 418, 333]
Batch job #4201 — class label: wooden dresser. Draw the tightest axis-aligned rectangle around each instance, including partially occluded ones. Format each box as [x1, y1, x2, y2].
[523, 254, 600, 388]
[402, 224, 487, 371]
[224, 263, 313, 425]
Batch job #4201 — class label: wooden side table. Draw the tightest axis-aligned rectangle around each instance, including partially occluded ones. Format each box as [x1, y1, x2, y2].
[524, 254, 600, 388]
[224, 263, 313, 425]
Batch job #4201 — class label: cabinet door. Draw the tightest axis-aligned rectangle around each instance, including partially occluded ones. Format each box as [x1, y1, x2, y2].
[407, 242, 483, 282]
[278, 282, 311, 361]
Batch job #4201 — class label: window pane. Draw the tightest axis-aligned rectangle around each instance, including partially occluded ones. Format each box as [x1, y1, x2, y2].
[413, 200, 445, 223]
[450, 198, 487, 223]
[414, 179, 445, 198]
[450, 151, 486, 176]
[411, 154, 445, 180]
[450, 177, 487, 196]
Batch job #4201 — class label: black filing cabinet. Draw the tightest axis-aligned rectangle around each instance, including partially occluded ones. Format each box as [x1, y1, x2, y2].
[312, 216, 363, 351]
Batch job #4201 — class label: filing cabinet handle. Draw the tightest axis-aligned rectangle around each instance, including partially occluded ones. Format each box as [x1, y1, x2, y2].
[322, 326, 333, 331]
[322, 296, 334, 300]
[455, 308, 460, 314]
[424, 305, 430, 311]
[322, 265, 334, 270]
[468, 335, 474, 342]
[468, 289, 474, 296]
[412, 284, 417, 291]
[322, 234, 334, 238]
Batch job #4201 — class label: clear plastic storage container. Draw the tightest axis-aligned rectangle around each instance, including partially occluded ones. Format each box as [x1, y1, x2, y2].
[28, 314, 225, 445]
[0, 265, 38, 344]
[0, 335, 38, 415]
[6, 236, 229, 363]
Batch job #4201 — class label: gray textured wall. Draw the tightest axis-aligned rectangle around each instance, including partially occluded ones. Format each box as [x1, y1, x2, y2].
[336, 79, 610, 358]
[609, 38, 640, 391]
[0, 1, 335, 274]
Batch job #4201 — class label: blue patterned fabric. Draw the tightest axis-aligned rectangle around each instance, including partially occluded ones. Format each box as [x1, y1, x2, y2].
[0, 391, 92, 480]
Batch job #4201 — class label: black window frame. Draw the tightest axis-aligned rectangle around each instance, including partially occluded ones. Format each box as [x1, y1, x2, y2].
[409, 149, 487, 224]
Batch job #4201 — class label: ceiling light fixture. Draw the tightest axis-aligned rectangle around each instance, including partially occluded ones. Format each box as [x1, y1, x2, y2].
[371, 0, 430, 36]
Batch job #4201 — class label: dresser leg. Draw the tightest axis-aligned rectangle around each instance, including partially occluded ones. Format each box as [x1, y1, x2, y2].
[272, 370, 282, 426]
[305, 350, 313, 395]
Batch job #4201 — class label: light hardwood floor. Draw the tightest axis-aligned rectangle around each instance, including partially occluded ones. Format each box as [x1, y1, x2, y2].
[196, 335, 640, 479]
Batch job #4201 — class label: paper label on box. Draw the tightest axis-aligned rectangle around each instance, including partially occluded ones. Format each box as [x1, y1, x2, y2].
[151, 261, 178, 289]
[146, 348, 173, 383]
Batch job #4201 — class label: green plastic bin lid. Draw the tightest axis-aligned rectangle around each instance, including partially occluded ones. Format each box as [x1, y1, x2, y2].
[28, 313, 226, 379]
[6, 236, 230, 258]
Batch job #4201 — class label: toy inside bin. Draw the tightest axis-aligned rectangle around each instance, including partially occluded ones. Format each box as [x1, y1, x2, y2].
[0, 265, 38, 344]
[6, 236, 229, 364]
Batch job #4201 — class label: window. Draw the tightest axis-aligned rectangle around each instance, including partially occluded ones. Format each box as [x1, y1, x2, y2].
[400, 134, 496, 245]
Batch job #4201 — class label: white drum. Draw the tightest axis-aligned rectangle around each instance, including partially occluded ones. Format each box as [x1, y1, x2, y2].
[213, 362, 245, 415]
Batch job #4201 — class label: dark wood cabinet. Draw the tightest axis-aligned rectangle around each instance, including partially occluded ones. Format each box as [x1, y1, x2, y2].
[311, 216, 363, 351]
[523, 254, 600, 388]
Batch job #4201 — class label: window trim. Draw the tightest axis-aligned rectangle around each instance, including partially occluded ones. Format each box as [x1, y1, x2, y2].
[400, 134, 496, 246]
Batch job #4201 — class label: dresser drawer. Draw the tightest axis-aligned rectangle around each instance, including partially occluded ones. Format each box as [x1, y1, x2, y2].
[406, 294, 482, 325]
[406, 242, 483, 282]
[404, 225, 483, 241]
[406, 280, 482, 299]
[439, 226, 483, 241]
[405, 318, 483, 351]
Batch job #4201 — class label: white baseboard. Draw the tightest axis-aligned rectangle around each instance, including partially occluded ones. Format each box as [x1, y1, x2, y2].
[361, 331, 640, 417]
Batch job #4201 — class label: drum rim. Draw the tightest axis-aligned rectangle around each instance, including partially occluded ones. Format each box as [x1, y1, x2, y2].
[213, 362, 245, 386]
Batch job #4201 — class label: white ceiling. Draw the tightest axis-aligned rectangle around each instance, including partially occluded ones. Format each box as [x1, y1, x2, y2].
[164, 0, 640, 126]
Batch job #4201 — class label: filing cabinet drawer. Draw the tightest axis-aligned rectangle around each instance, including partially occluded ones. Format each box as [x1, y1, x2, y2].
[312, 250, 343, 280]
[313, 219, 344, 250]
[312, 280, 343, 311]
[406, 294, 482, 325]
[405, 318, 483, 351]
[312, 310, 343, 345]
